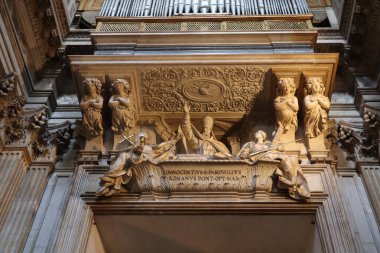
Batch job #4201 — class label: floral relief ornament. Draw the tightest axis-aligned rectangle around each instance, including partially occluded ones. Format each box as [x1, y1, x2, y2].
[142, 66, 265, 113]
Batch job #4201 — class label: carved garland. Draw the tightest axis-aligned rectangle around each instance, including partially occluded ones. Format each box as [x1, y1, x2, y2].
[142, 66, 266, 113]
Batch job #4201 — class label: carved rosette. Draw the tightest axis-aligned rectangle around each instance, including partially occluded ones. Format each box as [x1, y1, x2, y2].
[142, 66, 265, 113]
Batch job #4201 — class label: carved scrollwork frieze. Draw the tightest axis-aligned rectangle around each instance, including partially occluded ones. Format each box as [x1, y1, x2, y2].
[142, 66, 266, 113]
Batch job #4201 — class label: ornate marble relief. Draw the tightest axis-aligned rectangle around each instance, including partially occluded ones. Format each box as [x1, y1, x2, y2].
[142, 66, 265, 113]
[336, 105, 379, 162]
[180, 101, 232, 158]
[8, 0, 63, 73]
[70, 55, 339, 200]
[96, 104, 310, 200]
[237, 130, 310, 200]
[0, 72, 76, 252]
[0, 73, 74, 163]
[96, 131, 179, 196]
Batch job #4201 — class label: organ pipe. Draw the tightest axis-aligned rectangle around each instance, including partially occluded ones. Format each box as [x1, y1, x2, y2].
[99, 0, 310, 17]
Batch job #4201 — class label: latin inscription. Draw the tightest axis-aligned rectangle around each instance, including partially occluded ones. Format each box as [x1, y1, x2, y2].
[165, 169, 242, 182]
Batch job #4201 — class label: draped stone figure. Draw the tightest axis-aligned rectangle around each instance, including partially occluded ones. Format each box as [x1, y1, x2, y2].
[80, 78, 104, 138]
[272, 78, 299, 149]
[96, 132, 181, 196]
[274, 78, 298, 134]
[304, 77, 330, 138]
[109, 79, 135, 135]
[237, 130, 310, 200]
[181, 102, 232, 159]
[237, 130, 272, 161]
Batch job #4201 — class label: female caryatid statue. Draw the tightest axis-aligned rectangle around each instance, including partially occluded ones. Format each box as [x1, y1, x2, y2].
[304, 78, 331, 138]
[109, 79, 135, 134]
[274, 78, 299, 134]
[80, 78, 103, 138]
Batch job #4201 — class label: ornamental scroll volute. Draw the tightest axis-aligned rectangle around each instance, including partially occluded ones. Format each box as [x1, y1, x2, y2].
[142, 66, 265, 113]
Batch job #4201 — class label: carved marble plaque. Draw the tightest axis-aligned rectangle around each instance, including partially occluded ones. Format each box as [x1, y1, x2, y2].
[142, 66, 265, 113]
[132, 160, 278, 194]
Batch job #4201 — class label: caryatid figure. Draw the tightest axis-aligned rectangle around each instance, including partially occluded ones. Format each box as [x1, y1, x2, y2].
[80, 78, 104, 138]
[109, 79, 135, 135]
[274, 78, 299, 135]
[304, 77, 331, 138]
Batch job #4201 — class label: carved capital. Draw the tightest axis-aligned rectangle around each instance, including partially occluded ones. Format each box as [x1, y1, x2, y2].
[336, 120, 378, 163]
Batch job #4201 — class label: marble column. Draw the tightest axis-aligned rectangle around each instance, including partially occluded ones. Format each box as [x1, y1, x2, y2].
[0, 162, 50, 252]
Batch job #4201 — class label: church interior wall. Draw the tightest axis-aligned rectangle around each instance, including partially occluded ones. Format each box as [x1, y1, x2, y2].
[0, 0, 380, 252]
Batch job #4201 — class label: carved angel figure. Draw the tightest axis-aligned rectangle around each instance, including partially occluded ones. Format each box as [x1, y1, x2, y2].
[274, 78, 298, 133]
[237, 130, 310, 200]
[109, 79, 135, 134]
[304, 78, 331, 138]
[80, 78, 103, 137]
[181, 101, 232, 159]
[96, 132, 181, 196]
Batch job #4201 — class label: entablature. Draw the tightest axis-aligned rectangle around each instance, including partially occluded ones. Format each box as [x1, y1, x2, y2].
[92, 15, 316, 52]
[70, 53, 338, 138]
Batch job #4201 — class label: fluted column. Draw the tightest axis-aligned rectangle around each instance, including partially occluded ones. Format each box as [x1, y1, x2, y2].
[0, 164, 50, 252]
[0, 152, 28, 230]
[53, 166, 96, 253]
[0, 0, 28, 95]
[359, 166, 380, 225]
[315, 164, 356, 253]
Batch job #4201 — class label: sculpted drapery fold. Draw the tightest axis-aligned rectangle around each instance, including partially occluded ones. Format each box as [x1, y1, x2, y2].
[274, 78, 299, 133]
[304, 77, 331, 138]
[109, 79, 135, 135]
[237, 130, 310, 200]
[181, 102, 231, 158]
[80, 78, 104, 138]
